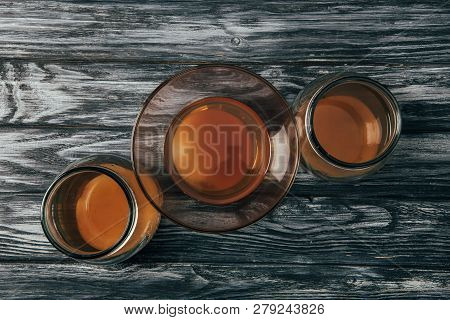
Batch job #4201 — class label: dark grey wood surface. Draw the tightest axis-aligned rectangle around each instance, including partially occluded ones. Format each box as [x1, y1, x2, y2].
[0, 0, 449, 299]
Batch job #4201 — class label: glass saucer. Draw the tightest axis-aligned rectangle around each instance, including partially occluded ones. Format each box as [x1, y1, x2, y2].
[132, 65, 299, 232]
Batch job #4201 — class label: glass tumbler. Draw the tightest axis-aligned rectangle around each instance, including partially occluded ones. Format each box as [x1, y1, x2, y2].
[41, 155, 161, 264]
[292, 72, 401, 181]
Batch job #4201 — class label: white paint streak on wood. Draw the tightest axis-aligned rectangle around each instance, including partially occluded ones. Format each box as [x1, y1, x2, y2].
[0, 1, 448, 63]
[0, 62, 448, 130]
[0, 0, 448, 299]
[0, 263, 447, 299]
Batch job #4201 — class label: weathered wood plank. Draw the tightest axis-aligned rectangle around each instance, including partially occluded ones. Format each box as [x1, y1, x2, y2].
[0, 0, 448, 300]
[1, 193, 449, 268]
[0, 1, 449, 64]
[0, 62, 449, 132]
[0, 127, 448, 198]
[0, 262, 447, 299]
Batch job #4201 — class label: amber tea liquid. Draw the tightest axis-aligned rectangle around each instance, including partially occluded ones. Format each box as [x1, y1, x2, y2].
[50, 166, 161, 254]
[311, 82, 389, 164]
[75, 173, 129, 251]
[165, 97, 271, 205]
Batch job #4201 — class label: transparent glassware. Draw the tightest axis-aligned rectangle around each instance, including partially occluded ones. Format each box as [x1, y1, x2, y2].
[292, 72, 401, 181]
[132, 65, 299, 232]
[41, 154, 161, 264]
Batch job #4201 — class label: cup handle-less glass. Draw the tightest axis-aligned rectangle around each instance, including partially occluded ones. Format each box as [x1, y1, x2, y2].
[41, 154, 161, 264]
[292, 72, 402, 181]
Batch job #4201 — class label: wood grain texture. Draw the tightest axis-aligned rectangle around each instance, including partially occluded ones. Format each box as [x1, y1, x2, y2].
[0, 263, 448, 299]
[1, 193, 449, 268]
[0, 62, 449, 132]
[1, 0, 449, 64]
[0, 127, 448, 199]
[0, 0, 449, 299]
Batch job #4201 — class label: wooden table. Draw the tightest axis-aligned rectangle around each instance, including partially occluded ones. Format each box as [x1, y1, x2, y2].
[0, 0, 449, 299]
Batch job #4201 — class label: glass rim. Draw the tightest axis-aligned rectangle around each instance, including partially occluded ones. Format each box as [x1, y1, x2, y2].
[131, 63, 300, 233]
[41, 166, 138, 260]
[163, 95, 273, 206]
[305, 74, 402, 169]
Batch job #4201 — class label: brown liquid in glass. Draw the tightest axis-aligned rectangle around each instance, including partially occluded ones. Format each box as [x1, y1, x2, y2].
[72, 167, 161, 252]
[75, 174, 129, 251]
[313, 95, 382, 164]
[166, 97, 271, 205]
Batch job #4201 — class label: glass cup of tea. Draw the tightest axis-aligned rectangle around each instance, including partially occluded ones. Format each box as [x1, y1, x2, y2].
[41, 154, 161, 264]
[133, 65, 299, 232]
[292, 72, 401, 181]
